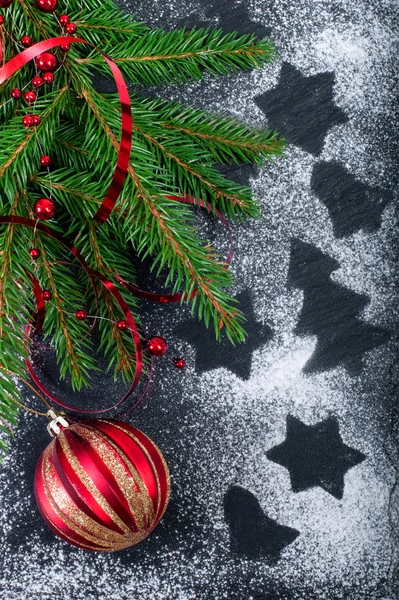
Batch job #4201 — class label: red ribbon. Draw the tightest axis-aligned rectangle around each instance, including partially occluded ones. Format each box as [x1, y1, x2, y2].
[0, 216, 143, 414]
[0, 37, 233, 415]
[0, 36, 132, 225]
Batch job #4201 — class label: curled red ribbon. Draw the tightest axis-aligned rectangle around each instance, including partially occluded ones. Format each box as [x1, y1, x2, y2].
[0, 37, 233, 415]
[0, 36, 132, 224]
[0, 216, 143, 413]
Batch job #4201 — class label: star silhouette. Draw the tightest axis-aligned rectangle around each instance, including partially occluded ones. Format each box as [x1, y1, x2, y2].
[311, 161, 392, 238]
[174, 289, 273, 379]
[224, 485, 300, 562]
[179, 0, 271, 38]
[255, 63, 349, 156]
[266, 415, 366, 499]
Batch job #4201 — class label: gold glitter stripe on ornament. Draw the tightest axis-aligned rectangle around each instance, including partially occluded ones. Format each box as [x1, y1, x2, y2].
[40, 445, 114, 549]
[58, 431, 132, 536]
[102, 420, 164, 522]
[41, 510, 109, 552]
[140, 434, 171, 523]
[79, 422, 152, 533]
[73, 424, 146, 531]
[43, 444, 127, 547]
[98, 421, 160, 523]
[103, 420, 170, 522]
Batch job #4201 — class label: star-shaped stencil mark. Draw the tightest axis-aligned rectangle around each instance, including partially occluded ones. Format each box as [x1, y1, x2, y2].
[179, 0, 271, 38]
[224, 485, 300, 562]
[174, 289, 273, 380]
[255, 63, 349, 156]
[267, 415, 366, 500]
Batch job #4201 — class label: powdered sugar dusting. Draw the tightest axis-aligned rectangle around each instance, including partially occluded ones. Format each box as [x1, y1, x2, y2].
[0, 0, 396, 598]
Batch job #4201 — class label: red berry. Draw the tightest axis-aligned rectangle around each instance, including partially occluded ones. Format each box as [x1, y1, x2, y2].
[60, 43, 70, 52]
[147, 336, 168, 357]
[0, 0, 12, 7]
[29, 248, 40, 260]
[32, 75, 44, 88]
[173, 358, 186, 369]
[0, 16, 6, 25]
[116, 319, 128, 331]
[43, 72, 54, 84]
[35, 52, 57, 72]
[42, 290, 52, 301]
[40, 155, 51, 168]
[20, 35, 32, 47]
[22, 115, 33, 127]
[33, 198, 55, 220]
[75, 310, 87, 321]
[11, 88, 22, 100]
[36, 0, 57, 11]
[65, 22, 76, 34]
[24, 90, 36, 103]
[59, 14, 70, 25]
[32, 115, 41, 126]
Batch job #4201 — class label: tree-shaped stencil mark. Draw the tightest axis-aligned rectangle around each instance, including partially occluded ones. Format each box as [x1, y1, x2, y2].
[288, 238, 390, 374]
[311, 161, 392, 238]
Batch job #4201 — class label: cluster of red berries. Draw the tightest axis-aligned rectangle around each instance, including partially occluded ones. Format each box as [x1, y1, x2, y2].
[2, 0, 77, 132]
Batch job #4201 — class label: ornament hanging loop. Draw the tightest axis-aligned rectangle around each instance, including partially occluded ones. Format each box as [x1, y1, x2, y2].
[46, 409, 70, 437]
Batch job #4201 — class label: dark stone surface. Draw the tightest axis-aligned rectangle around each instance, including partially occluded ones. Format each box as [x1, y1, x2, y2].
[0, 1, 396, 599]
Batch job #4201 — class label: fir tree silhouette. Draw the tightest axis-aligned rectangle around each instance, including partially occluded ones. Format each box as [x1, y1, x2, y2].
[288, 239, 390, 374]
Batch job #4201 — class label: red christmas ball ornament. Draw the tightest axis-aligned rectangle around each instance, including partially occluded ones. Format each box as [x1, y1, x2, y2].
[43, 71, 54, 84]
[75, 309, 87, 321]
[32, 75, 44, 88]
[33, 197, 55, 220]
[11, 88, 22, 100]
[60, 43, 70, 52]
[65, 22, 76, 33]
[20, 35, 32, 47]
[29, 248, 40, 260]
[42, 290, 52, 301]
[35, 52, 58, 72]
[34, 416, 171, 551]
[32, 114, 41, 126]
[24, 90, 36, 103]
[40, 155, 52, 168]
[0, 0, 13, 7]
[0, 15, 5, 24]
[173, 358, 186, 369]
[59, 14, 70, 25]
[147, 336, 168, 357]
[22, 115, 33, 128]
[116, 319, 128, 331]
[36, 0, 57, 12]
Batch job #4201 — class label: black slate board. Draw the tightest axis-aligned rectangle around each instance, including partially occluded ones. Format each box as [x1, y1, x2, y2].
[0, 1, 397, 598]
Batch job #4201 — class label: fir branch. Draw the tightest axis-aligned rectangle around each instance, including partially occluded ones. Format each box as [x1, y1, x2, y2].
[0, 87, 69, 206]
[78, 223, 141, 382]
[75, 87, 246, 339]
[23, 197, 98, 389]
[0, 196, 34, 452]
[75, 28, 277, 86]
